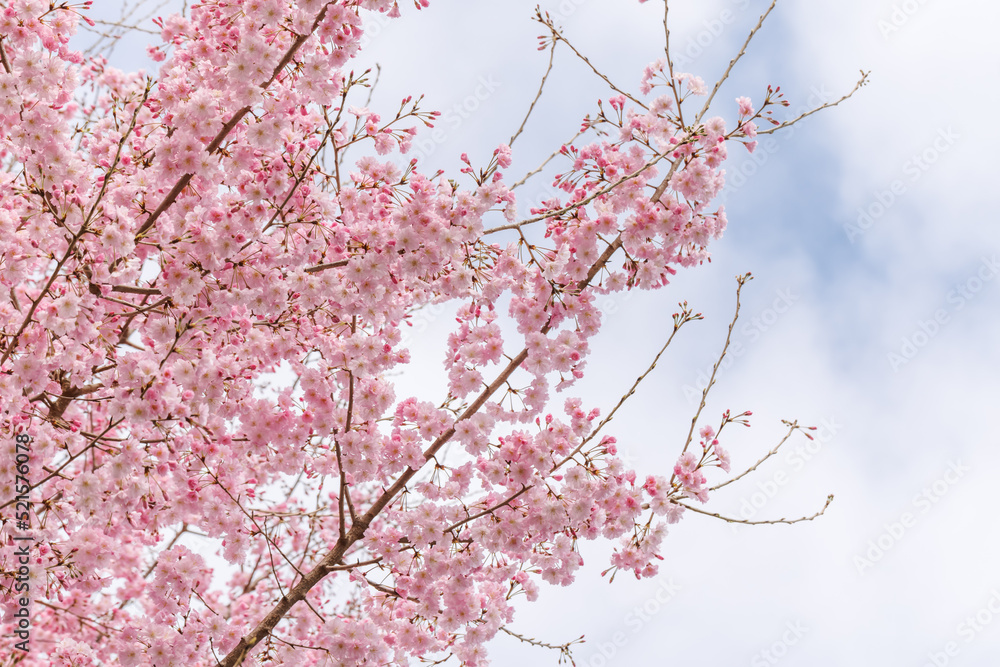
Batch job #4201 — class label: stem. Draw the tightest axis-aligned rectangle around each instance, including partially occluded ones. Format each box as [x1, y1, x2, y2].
[694, 0, 779, 125]
[483, 154, 666, 236]
[676, 494, 834, 526]
[670, 273, 750, 489]
[553, 303, 696, 472]
[757, 70, 870, 136]
[709, 420, 799, 492]
[509, 37, 558, 147]
[133, 2, 341, 243]
[217, 230, 626, 667]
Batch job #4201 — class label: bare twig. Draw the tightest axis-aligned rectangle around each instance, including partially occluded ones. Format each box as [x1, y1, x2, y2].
[553, 302, 702, 472]
[510, 129, 583, 190]
[500, 626, 583, 665]
[509, 37, 558, 147]
[364, 63, 382, 108]
[676, 274, 751, 464]
[538, 15, 647, 111]
[694, 0, 780, 125]
[676, 494, 834, 526]
[757, 70, 870, 135]
[88, 19, 159, 35]
[710, 420, 803, 492]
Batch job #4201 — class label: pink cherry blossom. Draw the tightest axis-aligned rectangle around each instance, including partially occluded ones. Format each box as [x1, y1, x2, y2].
[0, 1, 845, 664]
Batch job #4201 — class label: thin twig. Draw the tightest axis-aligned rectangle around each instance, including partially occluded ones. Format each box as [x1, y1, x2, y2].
[553, 303, 701, 472]
[509, 38, 558, 147]
[88, 19, 159, 35]
[538, 15, 647, 111]
[673, 274, 751, 480]
[676, 494, 834, 526]
[363, 63, 382, 108]
[445, 485, 530, 534]
[500, 626, 583, 665]
[510, 129, 583, 190]
[483, 152, 667, 235]
[0, 418, 125, 511]
[694, 0, 779, 125]
[757, 70, 870, 135]
[710, 420, 801, 492]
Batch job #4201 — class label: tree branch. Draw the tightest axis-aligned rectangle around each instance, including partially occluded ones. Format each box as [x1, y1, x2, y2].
[218, 227, 628, 667]
[676, 493, 834, 526]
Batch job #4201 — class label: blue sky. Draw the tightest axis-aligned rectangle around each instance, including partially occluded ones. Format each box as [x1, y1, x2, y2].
[81, 1, 1000, 665]
[358, 2, 1000, 665]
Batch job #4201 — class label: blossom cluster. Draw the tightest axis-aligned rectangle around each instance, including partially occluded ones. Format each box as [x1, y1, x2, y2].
[0, 0, 786, 664]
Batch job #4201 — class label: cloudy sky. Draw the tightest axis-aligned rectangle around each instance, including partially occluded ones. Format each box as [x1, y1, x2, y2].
[84, 1, 1000, 665]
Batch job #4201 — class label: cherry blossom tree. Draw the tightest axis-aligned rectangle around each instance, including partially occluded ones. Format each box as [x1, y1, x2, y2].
[0, 0, 864, 664]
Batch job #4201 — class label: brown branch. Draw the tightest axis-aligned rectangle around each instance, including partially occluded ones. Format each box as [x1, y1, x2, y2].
[674, 273, 750, 468]
[0, 224, 88, 366]
[217, 228, 626, 667]
[303, 259, 347, 274]
[1, 83, 150, 365]
[553, 301, 700, 472]
[709, 420, 802, 492]
[133, 2, 340, 243]
[509, 36, 557, 147]
[0, 38, 12, 75]
[110, 284, 162, 295]
[499, 626, 583, 663]
[445, 485, 531, 534]
[333, 366, 358, 541]
[483, 154, 667, 236]
[538, 14, 647, 112]
[676, 494, 834, 526]
[756, 70, 870, 136]
[260, 124, 335, 235]
[47, 382, 104, 421]
[694, 0, 779, 125]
